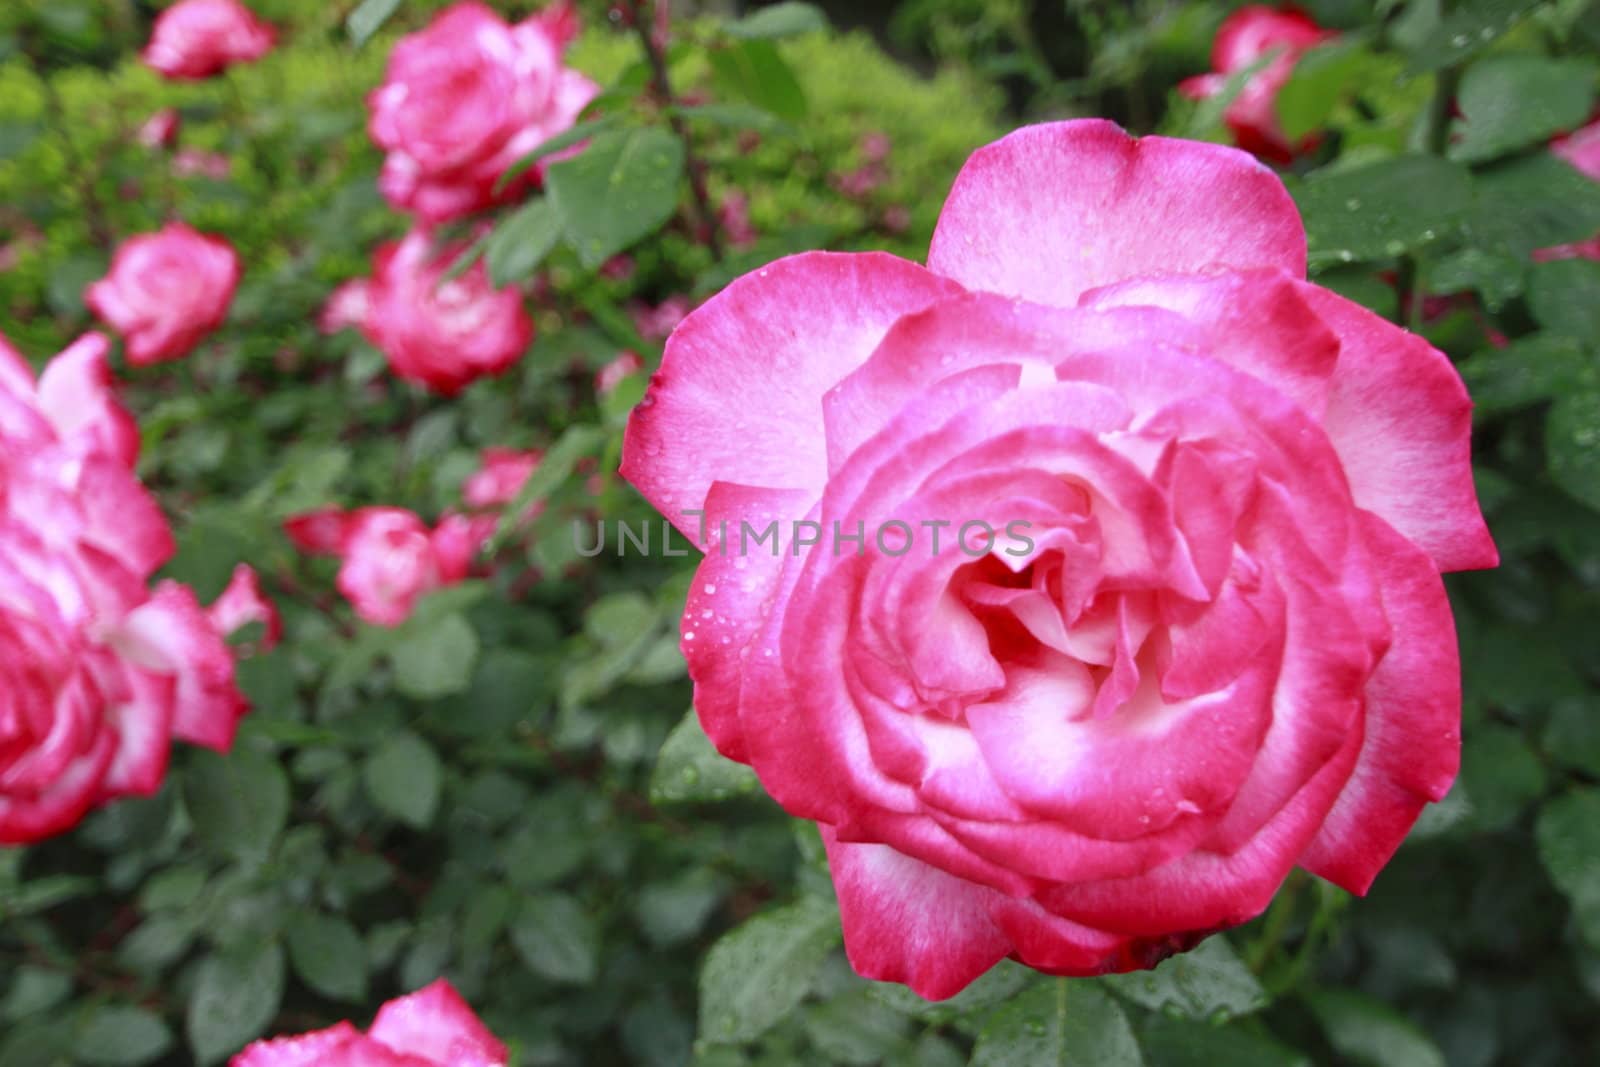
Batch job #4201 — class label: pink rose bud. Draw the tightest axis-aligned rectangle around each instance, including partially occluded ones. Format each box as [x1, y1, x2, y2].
[232, 979, 508, 1067]
[1179, 5, 1335, 163]
[0, 330, 248, 844]
[463, 447, 543, 509]
[600, 255, 636, 281]
[860, 131, 892, 163]
[596, 350, 644, 397]
[85, 222, 240, 367]
[367, 1, 600, 223]
[142, 0, 275, 81]
[137, 107, 181, 149]
[207, 564, 282, 650]
[619, 119, 1497, 999]
[629, 295, 692, 341]
[360, 229, 534, 396]
[318, 279, 374, 335]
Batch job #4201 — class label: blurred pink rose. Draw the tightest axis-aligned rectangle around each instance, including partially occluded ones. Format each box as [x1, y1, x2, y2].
[138, 108, 181, 149]
[0, 331, 247, 844]
[1179, 5, 1335, 163]
[285, 506, 479, 627]
[173, 148, 232, 179]
[596, 350, 644, 397]
[1537, 118, 1600, 262]
[718, 193, 757, 249]
[464, 447, 542, 509]
[232, 979, 507, 1067]
[207, 564, 281, 650]
[85, 222, 240, 366]
[142, 0, 275, 80]
[367, 1, 598, 223]
[362, 230, 534, 395]
[630, 296, 692, 341]
[318, 279, 373, 335]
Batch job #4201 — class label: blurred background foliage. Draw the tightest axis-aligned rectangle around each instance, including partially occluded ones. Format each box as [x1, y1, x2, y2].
[1, 1, 1599, 1065]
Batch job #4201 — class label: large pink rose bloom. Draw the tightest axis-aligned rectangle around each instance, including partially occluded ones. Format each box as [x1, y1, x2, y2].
[142, 0, 275, 81]
[232, 979, 507, 1067]
[368, 1, 598, 223]
[85, 222, 240, 367]
[1180, 5, 1334, 164]
[0, 332, 248, 844]
[1538, 118, 1600, 261]
[362, 230, 534, 396]
[622, 120, 1498, 999]
[285, 506, 487, 628]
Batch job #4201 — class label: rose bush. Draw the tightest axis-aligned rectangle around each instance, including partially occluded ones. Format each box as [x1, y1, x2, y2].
[0, 331, 246, 844]
[84, 222, 241, 367]
[232, 980, 506, 1067]
[624, 119, 1496, 997]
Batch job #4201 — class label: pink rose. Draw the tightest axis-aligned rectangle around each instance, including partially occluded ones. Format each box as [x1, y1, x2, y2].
[621, 120, 1497, 998]
[232, 979, 507, 1067]
[318, 279, 373, 335]
[173, 148, 232, 180]
[138, 108, 181, 149]
[463, 447, 542, 509]
[285, 507, 479, 627]
[596, 351, 644, 397]
[208, 564, 281, 651]
[367, 1, 598, 223]
[1536, 118, 1600, 262]
[1179, 6, 1335, 163]
[142, 0, 275, 81]
[85, 222, 240, 367]
[362, 230, 534, 396]
[630, 296, 692, 341]
[0, 331, 247, 843]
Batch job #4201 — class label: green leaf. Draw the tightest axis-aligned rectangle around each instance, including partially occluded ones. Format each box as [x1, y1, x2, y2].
[1404, 0, 1543, 73]
[726, 1, 828, 39]
[186, 941, 286, 1066]
[675, 103, 797, 135]
[391, 613, 480, 700]
[699, 896, 841, 1045]
[74, 1006, 172, 1067]
[1528, 258, 1600, 340]
[486, 199, 564, 287]
[546, 127, 686, 269]
[1, 968, 71, 1023]
[1466, 153, 1600, 259]
[1137, 1016, 1310, 1067]
[1460, 335, 1592, 416]
[1458, 722, 1547, 832]
[362, 731, 443, 829]
[182, 748, 290, 866]
[802, 991, 910, 1066]
[493, 116, 621, 194]
[1547, 386, 1600, 513]
[650, 708, 762, 804]
[1292, 155, 1473, 268]
[286, 912, 368, 1002]
[868, 959, 1036, 1023]
[346, 0, 404, 46]
[972, 979, 1143, 1067]
[708, 39, 808, 121]
[1536, 788, 1600, 948]
[1103, 937, 1268, 1020]
[1450, 56, 1597, 163]
[1304, 988, 1445, 1067]
[1184, 52, 1274, 143]
[1276, 39, 1377, 144]
[510, 892, 600, 984]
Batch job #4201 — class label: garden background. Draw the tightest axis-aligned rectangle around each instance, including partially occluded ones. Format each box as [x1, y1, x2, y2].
[3, 0, 1600, 1064]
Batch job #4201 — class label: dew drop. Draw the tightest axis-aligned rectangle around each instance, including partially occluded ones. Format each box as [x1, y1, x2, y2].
[684, 631, 696, 641]
[703, 583, 718, 594]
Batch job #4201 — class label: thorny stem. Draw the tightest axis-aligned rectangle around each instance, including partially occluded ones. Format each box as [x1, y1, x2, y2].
[625, 0, 725, 260]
